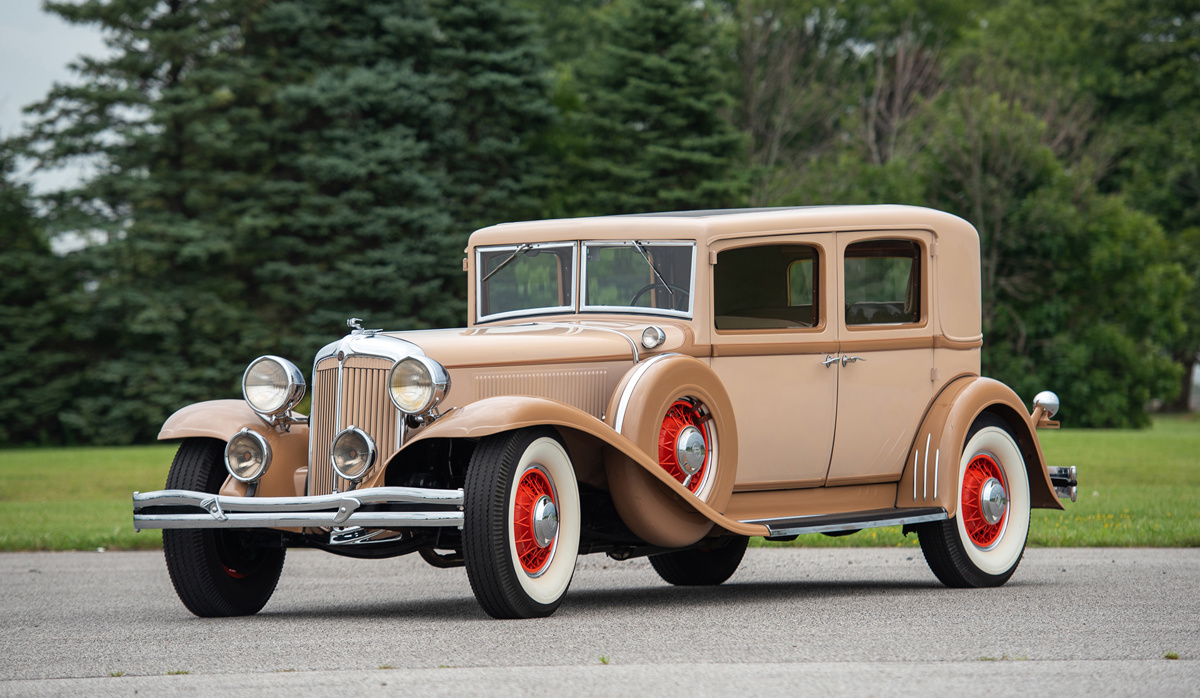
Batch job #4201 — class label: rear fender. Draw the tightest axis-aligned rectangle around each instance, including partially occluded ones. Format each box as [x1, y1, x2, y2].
[897, 376, 1061, 518]
[158, 399, 309, 498]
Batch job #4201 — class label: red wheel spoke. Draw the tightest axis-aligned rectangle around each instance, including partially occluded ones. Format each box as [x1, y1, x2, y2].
[513, 468, 555, 574]
[658, 399, 710, 493]
[961, 454, 1006, 548]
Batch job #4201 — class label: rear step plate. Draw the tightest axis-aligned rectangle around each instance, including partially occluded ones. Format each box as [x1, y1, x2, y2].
[742, 507, 948, 538]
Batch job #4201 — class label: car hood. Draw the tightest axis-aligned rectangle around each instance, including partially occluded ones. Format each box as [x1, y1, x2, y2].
[385, 323, 646, 368]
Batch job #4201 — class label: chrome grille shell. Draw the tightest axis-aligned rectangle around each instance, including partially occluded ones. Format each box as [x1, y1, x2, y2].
[307, 333, 421, 496]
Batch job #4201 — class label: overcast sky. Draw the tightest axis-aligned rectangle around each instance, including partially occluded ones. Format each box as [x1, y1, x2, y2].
[1, 1, 108, 190]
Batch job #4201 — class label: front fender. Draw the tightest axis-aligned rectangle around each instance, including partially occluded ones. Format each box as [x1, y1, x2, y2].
[897, 376, 1060, 518]
[158, 399, 310, 498]
[402, 396, 767, 542]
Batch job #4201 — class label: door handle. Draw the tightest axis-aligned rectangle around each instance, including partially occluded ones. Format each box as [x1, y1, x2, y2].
[821, 355, 840, 368]
[841, 355, 866, 367]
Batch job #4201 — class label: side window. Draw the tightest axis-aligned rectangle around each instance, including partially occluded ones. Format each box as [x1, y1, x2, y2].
[844, 240, 921, 326]
[714, 245, 819, 330]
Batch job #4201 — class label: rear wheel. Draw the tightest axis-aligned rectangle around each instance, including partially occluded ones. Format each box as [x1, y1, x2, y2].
[650, 537, 748, 586]
[916, 414, 1030, 587]
[463, 428, 580, 619]
[162, 438, 285, 617]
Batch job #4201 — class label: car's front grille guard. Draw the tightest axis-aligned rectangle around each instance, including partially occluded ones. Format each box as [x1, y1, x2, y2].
[309, 356, 405, 496]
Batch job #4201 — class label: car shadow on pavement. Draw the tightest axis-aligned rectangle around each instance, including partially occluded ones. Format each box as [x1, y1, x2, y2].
[257, 577, 997, 622]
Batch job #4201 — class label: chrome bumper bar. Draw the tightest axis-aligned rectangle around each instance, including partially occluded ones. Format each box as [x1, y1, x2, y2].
[132, 486, 464, 531]
[1048, 465, 1078, 503]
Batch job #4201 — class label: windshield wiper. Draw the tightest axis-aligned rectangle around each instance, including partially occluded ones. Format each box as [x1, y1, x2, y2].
[633, 242, 674, 303]
[481, 244, 532, 284]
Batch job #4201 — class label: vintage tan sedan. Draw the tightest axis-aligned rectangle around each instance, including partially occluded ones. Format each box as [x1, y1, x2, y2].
[134, 205, 1077, 619]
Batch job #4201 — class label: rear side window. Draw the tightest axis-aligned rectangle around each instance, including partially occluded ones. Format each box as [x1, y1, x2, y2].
[844, 240, 921, 325]
[714, 245, 819, 330]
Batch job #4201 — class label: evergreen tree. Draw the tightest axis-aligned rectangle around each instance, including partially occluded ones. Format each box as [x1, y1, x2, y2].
[0, 142, 82, 445]
[564, 0, 747, 215]
[430, 0, 557, 233]
[23, 0, 557, 443]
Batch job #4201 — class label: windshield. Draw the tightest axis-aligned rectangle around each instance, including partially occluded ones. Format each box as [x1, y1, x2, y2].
[582, 241, 694, 315]
[476, 243, 576, 321]
[474, 240, 695, 321]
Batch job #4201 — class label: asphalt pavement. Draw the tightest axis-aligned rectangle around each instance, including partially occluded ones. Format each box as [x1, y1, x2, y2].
[1, 546, 1196, 696]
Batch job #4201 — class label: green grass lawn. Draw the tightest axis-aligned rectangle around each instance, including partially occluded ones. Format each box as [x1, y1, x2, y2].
[1, 415, 1198, 551]
[759, 413, 1200, 549]
[0, 444, 174, 551]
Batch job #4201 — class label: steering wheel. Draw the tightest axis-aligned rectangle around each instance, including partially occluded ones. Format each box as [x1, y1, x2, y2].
[630, 283, 690, 311]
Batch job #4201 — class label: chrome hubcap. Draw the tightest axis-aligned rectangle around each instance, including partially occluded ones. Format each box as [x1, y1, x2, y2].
[675, 426, 707, 475]
[531, 495, 558, 547]
[980, 477, 1008, 524]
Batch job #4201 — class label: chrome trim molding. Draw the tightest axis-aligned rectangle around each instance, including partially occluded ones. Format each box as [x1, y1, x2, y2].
[133, 486, 464, 531]
[612, 352, 682, 432]
[313, 332, 424, 367]
[743, 507, 948, 537]
[913, 434, 939, 501]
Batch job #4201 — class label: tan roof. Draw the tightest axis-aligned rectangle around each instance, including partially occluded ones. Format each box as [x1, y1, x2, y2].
[467, 205, 977, 248]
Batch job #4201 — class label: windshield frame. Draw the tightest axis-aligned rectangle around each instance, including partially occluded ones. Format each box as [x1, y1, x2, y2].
[579, 240, 696, 319]
[475, 242, 579, 323]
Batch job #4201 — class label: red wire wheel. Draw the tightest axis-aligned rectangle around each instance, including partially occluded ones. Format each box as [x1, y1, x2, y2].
[658, 399, 710, 494]
[512, 467, 556, 575]
[961, 454, 1007, 548]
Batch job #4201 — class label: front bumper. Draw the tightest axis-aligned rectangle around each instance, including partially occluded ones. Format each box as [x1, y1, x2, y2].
[132, 486, 464, 531]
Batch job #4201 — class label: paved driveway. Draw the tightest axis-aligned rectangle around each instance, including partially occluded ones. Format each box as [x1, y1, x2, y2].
[1, 547, 1196, 696]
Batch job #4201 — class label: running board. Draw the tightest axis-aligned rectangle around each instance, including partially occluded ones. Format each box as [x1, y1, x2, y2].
[740, 507, 948, 538]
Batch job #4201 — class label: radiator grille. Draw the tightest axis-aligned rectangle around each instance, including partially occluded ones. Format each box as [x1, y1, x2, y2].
[309, 356, 401, 496]
[475, 369, 608, 417]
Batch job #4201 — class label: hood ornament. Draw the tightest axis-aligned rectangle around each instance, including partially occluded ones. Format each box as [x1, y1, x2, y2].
[346, 318, 381, 337]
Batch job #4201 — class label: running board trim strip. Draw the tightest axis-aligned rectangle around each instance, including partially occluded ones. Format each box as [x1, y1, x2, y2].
[741, 507, 948, 537]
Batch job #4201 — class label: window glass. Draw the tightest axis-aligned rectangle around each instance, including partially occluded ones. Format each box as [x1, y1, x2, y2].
[788, 259, 814, 306]
[843, 240, 921, 325]
[477, 243, 574, 319]
[583, 242, 694, 315]
[714, 245, 819, 329]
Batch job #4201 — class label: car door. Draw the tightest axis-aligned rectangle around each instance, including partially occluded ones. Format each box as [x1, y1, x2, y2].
[825, 231, 937, 485]
[708, 234, 839, 490]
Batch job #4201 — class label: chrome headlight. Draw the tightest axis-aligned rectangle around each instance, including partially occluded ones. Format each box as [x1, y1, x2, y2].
[331, 426, 375, 481]
[242, 356, 306, 417]
[225, 428, 272, 483]
[388, 356, 450, 415]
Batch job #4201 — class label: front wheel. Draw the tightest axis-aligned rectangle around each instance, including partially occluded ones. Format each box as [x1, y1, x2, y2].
[162, 438, 285, 617]
[650, 536, 748, 586]
[463, 428, 581, 619]
[916, 414, 1030, 587]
